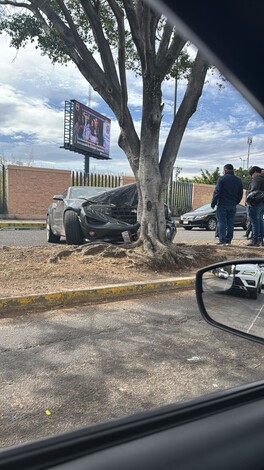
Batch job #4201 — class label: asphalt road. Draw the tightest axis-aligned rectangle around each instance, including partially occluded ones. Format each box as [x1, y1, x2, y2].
[0, 226, 247, 246]
[1, 289, 264, 448]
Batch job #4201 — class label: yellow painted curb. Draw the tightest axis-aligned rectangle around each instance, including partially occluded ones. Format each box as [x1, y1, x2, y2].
[0, 222, 45, 229]
[0, 277, 195, 316]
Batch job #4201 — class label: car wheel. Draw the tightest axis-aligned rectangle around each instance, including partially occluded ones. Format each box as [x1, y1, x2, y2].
[249, 288, 258, 300]
[47, 216, 60, 243]
[64, 211, 84, 245]
[166, 225, 177, 241]
[183, 227, 192, 230]
[206, 217, 217, 231]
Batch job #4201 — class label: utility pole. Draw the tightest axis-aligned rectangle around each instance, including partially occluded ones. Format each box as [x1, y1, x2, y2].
[168, 71, 178, 211]
[84, 85, 92, 175]
[240, 157, 246, 169]
[246, 136, 253, 169]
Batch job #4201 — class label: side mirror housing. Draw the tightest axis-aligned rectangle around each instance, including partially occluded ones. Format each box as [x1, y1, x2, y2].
[196, 259, 264, 344]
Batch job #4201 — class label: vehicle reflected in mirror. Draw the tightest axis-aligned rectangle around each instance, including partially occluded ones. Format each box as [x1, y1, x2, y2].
[196, 260, 264, 343]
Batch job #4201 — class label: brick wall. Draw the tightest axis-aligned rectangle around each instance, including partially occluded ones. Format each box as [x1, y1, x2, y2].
[192, 182, 246, 209]
[192, 183, 215, 209]
[7, 166, 71, 219]
[120, 175, 136, 185]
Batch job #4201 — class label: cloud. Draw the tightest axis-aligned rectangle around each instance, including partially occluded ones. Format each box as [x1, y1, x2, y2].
[0, 34, 263, 178]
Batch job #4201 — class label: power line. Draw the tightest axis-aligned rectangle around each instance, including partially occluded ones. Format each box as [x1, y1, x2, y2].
[229, 150, 264, 161]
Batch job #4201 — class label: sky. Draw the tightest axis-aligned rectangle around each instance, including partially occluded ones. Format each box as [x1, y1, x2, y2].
[0, 34, 263, 179]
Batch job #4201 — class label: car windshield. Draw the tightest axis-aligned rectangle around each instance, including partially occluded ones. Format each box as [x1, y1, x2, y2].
[0, 0, 263, 453]
[194, 204, 212, 212]
[68, 187, 108, 199]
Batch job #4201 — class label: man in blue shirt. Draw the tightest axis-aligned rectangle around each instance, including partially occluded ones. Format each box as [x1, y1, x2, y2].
[211, 164, 243, 244]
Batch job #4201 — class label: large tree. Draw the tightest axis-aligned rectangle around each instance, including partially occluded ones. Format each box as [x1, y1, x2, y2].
[0, 0, 209, 263]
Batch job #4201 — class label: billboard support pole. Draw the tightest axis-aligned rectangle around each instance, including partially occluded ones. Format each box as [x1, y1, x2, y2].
[84, 155, 90, 174]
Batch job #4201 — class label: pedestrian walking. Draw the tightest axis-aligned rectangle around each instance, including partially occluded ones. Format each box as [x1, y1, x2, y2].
[211, 164, 243, 244]
[246, 166, 264, 246]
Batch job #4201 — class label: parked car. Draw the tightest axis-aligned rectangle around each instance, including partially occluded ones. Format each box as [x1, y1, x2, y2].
[47, 183, 176, 245]
[180, 203, 247, 231]
[230, 263, 263, 299]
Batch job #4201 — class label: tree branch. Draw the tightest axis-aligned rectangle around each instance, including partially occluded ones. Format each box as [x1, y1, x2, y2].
[159, 51, 209, 183]
[157, 30, 186, 80]
[26, 0, 121, 113]
[156, 22, 174, 64]
[79, 0, 120, 91]
[106, 0, 128, 117]
[123, 0, 145, 67]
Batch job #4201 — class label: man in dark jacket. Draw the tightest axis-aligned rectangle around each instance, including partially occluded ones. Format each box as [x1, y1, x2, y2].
[211, 164, 243, 244]
[246, 166, 264, 246]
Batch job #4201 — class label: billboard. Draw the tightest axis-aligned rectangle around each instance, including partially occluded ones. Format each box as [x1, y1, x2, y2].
[65, 100, 111, 160]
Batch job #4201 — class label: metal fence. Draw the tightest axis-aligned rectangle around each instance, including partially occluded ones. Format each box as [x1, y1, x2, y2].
[71, 171, 121, 188]
[165, 181, 193, 216]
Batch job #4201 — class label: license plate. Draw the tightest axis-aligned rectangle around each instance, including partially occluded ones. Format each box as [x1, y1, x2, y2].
[183, 220, 189, 225]
[122, 231, 131, 242]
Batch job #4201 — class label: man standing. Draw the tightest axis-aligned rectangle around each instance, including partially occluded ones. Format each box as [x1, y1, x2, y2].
[211, 164, 243, 244]
[246, 166, 264, 246]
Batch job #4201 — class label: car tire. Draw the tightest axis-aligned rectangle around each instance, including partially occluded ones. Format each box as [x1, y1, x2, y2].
[166, 226, 177, 241]
[64, 211, 84, 245]
[249, 288, 258, 300]
[206, 217, 217, 231]
[183, 227, 192, 230]
[47, 216, 60, 243]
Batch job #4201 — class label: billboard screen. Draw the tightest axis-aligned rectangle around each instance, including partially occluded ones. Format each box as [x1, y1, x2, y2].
[71, 100, 111, 159]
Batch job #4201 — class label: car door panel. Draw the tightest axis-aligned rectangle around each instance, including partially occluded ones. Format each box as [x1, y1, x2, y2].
[235, 205, 246, 226]
[2, 382, 264, 470]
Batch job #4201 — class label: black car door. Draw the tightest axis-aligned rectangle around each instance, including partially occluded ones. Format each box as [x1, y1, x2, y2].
[234, 204, 247, 227]
[53, 189, 68, 235]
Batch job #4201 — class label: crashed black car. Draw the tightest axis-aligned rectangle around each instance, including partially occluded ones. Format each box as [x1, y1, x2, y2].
[47, 183, 176, 245]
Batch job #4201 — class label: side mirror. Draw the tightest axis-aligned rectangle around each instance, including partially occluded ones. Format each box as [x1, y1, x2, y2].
[196, 259, 264, 344]
[53, 195, 64, 201]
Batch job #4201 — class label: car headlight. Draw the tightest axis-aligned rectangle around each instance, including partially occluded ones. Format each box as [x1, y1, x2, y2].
[241, 270, 257, 276]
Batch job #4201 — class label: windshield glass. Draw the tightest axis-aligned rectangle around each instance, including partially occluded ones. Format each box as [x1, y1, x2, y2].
[194, 204, 212, 212]
[69, 187, 109, 198]
[0, 0, 263, 453]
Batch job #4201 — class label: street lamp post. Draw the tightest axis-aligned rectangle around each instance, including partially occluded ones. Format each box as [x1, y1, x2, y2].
[246, 136, 253, 170]
[168, 75, 178, 210]
[240, 157, 246, 169]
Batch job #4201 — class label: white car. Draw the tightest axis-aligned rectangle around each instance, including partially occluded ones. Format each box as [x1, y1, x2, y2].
[231, 263, 263, 299]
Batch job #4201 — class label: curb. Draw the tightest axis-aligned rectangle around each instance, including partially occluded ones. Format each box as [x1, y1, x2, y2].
[0, 220, 180, 229]
[0, 277, 195, 316]
[0, 221, 46, 230]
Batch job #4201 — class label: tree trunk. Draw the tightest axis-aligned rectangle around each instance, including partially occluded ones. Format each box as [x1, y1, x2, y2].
[135, 74, 169, 254]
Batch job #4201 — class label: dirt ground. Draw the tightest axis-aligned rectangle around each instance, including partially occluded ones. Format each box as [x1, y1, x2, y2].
[0, 239, 262, 298]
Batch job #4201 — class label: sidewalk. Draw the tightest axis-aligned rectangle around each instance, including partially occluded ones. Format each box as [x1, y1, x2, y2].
[0, 218, 191, 316]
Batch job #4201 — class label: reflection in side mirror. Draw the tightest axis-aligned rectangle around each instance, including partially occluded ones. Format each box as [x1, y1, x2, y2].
[196, 259, 264, 343]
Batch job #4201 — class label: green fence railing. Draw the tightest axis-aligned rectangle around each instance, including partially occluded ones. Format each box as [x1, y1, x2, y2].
[71, 171, 121, 188]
